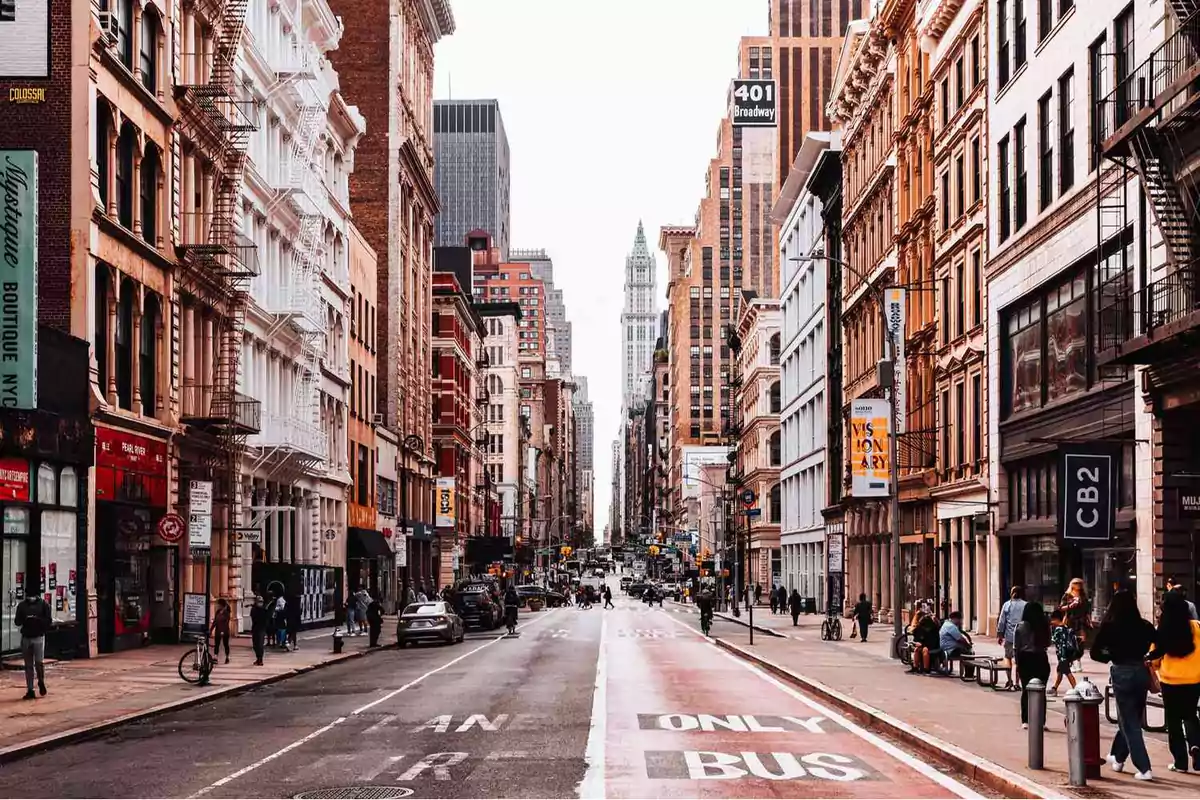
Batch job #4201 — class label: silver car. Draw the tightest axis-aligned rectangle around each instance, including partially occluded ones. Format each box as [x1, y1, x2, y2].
[396, 601, 465, 647]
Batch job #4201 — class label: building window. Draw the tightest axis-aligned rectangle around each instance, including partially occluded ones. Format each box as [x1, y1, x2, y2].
[1001, 268, 1087, 418]
[357, 444, 369, 505]
[955, 56, 965, 109]
[971, 136, 982, 204]
[1038, 91, 1053, 210]
[942, 278, 951, 345]
[1059, 68, 1075, 193]
[1014, 0, 1027, 70]
[955, 260, 965, 338]
[970, 35, 981, 88]
[116, 279, 135, 410]
[1089, 34, 1108, 172]
[940, 171, 951, 231]
[140, 145, 159, 244]
[955, 153, 965, 219]
[955, 381, 965, 465]
[998, 0, 1010, 87]
[116, 124, 135, 229]
[1115, 6, 1135, 126]
[940, 389, 951, 470]
[972, 373, 983, 464]
[95, 265, 109, 393]
[140, 10, 159, 93]
[140, 293, 158, 417]
[1014, 117, 1027, 229]
[1038, 0, 1052, 42]
[940, 79, 950, 127]
[117, 0, 134, 68]
[769, 484, 781, 524]
[999, 135, 1011, 242]
[769, 381, 780, 414]
[769, 431, 781, 466]
[971, 249, 982, 327]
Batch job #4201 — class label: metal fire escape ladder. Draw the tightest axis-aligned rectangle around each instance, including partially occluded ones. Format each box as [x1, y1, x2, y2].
[173, 0, 257, 534]
[1131, 130, 1196, 269]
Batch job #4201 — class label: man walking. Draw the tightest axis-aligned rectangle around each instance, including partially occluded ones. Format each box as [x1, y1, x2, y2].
[15, 591, 51, 699]
[603, 584, 614, 609]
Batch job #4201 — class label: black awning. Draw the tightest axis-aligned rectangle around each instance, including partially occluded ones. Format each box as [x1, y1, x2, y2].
[348, 527, 391, 559]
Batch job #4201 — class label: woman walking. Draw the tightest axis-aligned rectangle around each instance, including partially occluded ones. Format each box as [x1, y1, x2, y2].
[853, 593, 872, 642]
[789, 589, 803, 626]
[1149, 591, 1200, 772]
[1014, 602, 1051, 729]
[1090, 589, 1155, 781]
[210, 598, 232, 664]
[1060, 578, 1092, 656]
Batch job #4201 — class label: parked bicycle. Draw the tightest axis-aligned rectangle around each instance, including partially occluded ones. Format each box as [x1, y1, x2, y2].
[821, 614, 842, 641]
[178, 638, 214, 685]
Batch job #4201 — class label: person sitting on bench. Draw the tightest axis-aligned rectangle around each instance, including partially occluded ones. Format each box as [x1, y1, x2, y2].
[939, 611, 974, 667]
[910, 610, 941, 674]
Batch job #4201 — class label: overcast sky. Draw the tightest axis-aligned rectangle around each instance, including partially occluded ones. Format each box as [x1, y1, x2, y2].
[435, 0, 766, 543]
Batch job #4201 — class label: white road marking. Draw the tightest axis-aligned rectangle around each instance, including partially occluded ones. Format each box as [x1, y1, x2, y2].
[577, 611, 607, 800]
[660, 612, 980, 799]
[362, 713, 396, 734]
[189, 609, 561, 798]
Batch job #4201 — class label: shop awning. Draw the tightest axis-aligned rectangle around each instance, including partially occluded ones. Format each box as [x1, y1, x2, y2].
[349, 527, 391, 559]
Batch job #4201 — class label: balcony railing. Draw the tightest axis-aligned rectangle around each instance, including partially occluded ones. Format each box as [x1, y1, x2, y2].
[253, 414, 327, 461]
[1103, 265, 1200, 364]
[261, 279, 323, 329]
[1099, 9, 1200, 153]
[180, 386, 262, 433]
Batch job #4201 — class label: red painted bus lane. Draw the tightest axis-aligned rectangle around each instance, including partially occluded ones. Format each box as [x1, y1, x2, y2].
[595, 605, 978, 799]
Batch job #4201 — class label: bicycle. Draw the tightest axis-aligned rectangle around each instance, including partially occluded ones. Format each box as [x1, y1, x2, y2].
[821, 615, 842, 641]
[179, 638, 214, 685]
[700, 609, 713, 637]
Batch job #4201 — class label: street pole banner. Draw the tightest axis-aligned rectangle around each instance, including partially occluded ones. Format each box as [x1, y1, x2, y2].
[849, 399, 891, 497]
[1059, 444, 1118, 541]
[0, 151, 37, 408]
[827, 531, 844, 573]
[435, 477, 456, 528]
[188, 479, 212, 551]
[884, 288, 906, 433]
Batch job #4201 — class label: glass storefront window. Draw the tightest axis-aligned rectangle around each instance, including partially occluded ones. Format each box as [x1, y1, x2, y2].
[60, 467, 78, 508]
[1016, 534, 1060, 610]
[3, 507, 29, 536]
[41, 510, 77, 623]
[37, 464, 56, 505]
[1083, 547, 1136, 625]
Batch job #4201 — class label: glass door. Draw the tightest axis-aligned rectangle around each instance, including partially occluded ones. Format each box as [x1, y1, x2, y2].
[2, 537, 27, 653]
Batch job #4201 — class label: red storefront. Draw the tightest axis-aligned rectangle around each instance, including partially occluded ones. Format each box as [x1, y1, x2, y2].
[94, 427, 172, 651]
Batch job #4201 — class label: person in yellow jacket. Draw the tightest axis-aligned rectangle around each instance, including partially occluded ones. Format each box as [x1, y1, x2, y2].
[1150, 590, 1200, 773]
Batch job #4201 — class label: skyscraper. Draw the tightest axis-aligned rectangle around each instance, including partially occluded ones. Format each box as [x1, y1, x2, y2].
[621, 222, 658, 409]
[433, 99, 511, 258]
[510, 249, 572, 374]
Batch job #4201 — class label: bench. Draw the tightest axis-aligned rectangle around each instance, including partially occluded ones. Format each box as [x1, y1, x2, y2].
[1104, 684, 1167, 733]
[958, 655, 1007, 688]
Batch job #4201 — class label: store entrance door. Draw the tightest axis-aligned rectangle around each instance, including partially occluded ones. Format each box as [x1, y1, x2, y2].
[149, 546, 178, 643]
[2, 538, 27, 654]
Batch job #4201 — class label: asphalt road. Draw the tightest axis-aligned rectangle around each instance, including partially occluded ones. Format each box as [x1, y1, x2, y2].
[1, 592, 981, 799]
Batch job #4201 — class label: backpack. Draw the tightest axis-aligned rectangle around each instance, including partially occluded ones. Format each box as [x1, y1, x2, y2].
[1058, 625, 1080, 660]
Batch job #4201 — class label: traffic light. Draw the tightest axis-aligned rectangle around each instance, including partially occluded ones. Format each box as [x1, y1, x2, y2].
[649, 545, 660, 556]
[560, 546, 572, 556]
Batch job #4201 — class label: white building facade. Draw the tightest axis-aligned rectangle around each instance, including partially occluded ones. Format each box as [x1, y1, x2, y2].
[236, 0, 362, 610]
[774, 133, 832, 606]
[621, 222, 658, 409]
[482, 306, 522, 541]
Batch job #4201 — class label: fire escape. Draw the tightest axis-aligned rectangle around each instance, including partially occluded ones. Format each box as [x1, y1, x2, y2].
[251, 41, 330, 477]
[1095, 6, 1200, 378]
[175, 0, 260, 531]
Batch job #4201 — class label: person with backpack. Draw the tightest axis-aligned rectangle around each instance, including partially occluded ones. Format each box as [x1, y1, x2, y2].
[1015, 602, 1052, 729]
[997, 585, 1028, 690]
[1050, 607, 1080, 695]
[14, 592, 51, 699]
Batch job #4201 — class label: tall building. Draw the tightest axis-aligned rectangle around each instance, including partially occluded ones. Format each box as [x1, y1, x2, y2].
[511, 249, 572, 374]
[573, 378, 595, 536]
[433, 99, 511, 259]
[621, 221, 658, 409]
[330, 0, 454, 591]
[770, 0, 858, 185]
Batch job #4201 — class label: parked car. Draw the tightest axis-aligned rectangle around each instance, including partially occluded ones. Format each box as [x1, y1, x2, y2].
[456, 587, 502, 629]
[620, 576, 633, 590]
[627, 580, 648, 597]
[515, 585, 545, 609]
[397, 601, 465, 646]
[544, 589, 567, 607]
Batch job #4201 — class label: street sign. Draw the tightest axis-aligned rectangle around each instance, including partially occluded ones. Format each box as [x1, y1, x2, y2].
[741, 489, 756, 506]
[746, 508, 762, 518]
[189, 480, 213, 552]
[157, 513, 185, 543]
[233, 529, 262, 544]
[731, 79, 777, 127]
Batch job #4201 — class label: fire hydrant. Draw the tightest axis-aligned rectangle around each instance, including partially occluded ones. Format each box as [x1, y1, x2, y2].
[332, 627, 344, 654]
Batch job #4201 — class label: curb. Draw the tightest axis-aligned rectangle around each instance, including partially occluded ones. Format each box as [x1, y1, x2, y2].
[0, 642, 393, 765]
[714, 637, 1059, 799]
[666, 600, 789, 638]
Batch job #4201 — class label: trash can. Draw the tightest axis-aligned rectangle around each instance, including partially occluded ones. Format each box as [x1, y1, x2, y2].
[804, 597, 817, 614]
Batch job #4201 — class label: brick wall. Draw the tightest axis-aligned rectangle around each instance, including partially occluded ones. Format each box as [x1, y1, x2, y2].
[0, 0, 73, 331]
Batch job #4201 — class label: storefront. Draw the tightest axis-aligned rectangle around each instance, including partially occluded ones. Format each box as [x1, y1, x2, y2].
[94, 427, 173, 652]
[251, 562, 341, 628]
[347, 526, 393, 604]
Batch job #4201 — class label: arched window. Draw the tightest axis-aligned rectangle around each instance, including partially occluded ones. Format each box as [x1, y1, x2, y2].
[141, 293, 159, 417]
[140, 9, 159, 93]
[769, 483, 781, 524]
[96, 100, 111, 209]
[769, 431, 781, 467]
[769, 380, 781, 414]
[769, 333, 781, 365]
[37, 464, 56, 504]
[95, 264, 109, 394]
[116, 279, 135, 410]
[117, 0, 134, 68]
[116, 124, 135, 229]
[140, 144, 159, 243]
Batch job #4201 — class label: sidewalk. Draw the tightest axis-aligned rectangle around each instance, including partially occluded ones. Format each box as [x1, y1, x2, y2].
[0, 623, 389, 763]
[711, 613, 1194, 798]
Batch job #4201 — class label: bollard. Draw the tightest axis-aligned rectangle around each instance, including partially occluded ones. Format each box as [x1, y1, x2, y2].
[1077, 677, 1105, 779]
[1026, 678, 1047, 769]
[1064, 687, 1087, 787]
[332, 627, 344, 654]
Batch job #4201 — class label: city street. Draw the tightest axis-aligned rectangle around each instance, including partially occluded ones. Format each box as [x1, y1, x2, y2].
[0, 595, 978, 799]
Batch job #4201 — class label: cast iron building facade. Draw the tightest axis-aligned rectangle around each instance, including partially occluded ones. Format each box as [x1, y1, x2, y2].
[433, 99, 511, 259]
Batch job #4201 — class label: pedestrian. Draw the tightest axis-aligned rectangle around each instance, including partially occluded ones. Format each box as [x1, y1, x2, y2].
[416, 585, 428, 603]
[250, 595, 269, 666]
[1059, 577, 1092, 657]
[286, 588, 301, 650]
[1090, 588, 1155, 780]
[603, 584, 614, 609]
[355, 588, 369, 635]
[852, 593, 872, 642]
[788, 589, 803, 626]
[1015, 601, 1051, 730]
[1149, 590, 1200, 773]
[769, 586, 779, 615]
[210, 597, 232, 664]
[1049, 608, 1081, 695]
[367, 593, 383, 647]
[776, 585, 788, 616]
[1167, 577, 1200, 621]
[14, 591, 51, 699]
[939, 610, 974, 661]
[273, 593, 288, 649]
[754, 583, 763, 606]
[996, 585, 1027, 690]
[345, 590, 358, 635]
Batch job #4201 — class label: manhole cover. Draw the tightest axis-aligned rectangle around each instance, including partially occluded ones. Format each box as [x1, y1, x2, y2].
[294, 788, 414, 800]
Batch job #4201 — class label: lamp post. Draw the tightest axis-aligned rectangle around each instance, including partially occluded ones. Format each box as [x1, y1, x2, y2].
[400, 433, 424, 606]
[791, 253, 904, 654]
